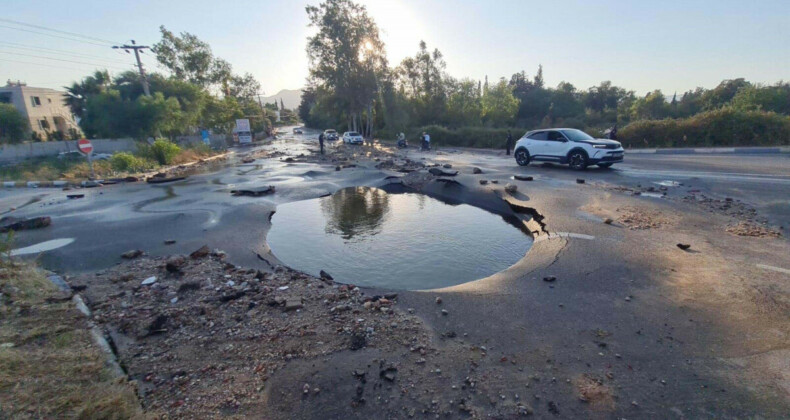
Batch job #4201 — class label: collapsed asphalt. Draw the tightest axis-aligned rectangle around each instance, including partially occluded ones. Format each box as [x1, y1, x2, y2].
[1, 130, 788, 418]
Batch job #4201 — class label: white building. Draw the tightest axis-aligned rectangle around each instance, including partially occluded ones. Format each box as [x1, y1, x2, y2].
[0, 81, 81, 139]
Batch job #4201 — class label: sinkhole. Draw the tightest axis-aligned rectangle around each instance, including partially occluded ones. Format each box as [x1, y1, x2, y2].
[267, 186, 533, 290]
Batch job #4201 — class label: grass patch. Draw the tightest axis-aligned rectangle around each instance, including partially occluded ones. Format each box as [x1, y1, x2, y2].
[0, 142, 219, 181]
[0, 245, 146, 419]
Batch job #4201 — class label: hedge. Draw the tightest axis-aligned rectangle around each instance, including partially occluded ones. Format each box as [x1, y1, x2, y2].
[406, 125, 519, 149]
[619, 108, 790, 148]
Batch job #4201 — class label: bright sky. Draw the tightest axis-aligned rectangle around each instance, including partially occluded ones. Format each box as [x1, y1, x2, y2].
[2, 0, 788, 95]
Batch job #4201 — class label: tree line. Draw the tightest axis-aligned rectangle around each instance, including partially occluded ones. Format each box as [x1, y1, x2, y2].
[0, 26, 297, 144]
[299, 0, 790, 147]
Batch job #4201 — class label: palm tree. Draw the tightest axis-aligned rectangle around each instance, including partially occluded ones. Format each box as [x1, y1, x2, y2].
[63, 70, 111, 118]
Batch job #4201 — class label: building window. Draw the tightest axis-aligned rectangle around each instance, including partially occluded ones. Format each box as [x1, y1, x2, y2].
[38, 119, 50, 130]
[31, 96, 41, 107]
[0, 92, 11, 104]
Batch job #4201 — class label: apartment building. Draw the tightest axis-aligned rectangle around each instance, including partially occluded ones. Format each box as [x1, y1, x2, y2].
[0, 80, 81, 139]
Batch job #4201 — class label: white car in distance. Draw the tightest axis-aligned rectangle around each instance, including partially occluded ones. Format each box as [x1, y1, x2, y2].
[342, 131, 364, 144]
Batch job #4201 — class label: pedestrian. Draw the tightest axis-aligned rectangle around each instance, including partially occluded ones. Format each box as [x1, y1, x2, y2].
[318, 132, 325, 155]
[609, 124, 618, 140]
[505, 130, 514, 155]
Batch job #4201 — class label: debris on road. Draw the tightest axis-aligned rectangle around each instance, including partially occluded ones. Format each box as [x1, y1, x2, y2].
[121, 249, 143, 259]
[543, 276, 557, 282]
[676, 243, 692, 251]
[0, 216, 51, 233]
[576, 178, 585, 184]
[428, 167, 458, 176]
[473, 167, 482, 174]
[230, 185, 275, 197]
[514, 175, 533, 181]
[66, 194, 85, 199]
[146, 176, 186, 184]
[189, 245, 210, 259]
[726, 221, 781, 238]
[505, 183, 518, 194]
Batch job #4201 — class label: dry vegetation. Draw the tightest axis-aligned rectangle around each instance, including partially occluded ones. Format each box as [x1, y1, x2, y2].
[0, 243, 145, 419]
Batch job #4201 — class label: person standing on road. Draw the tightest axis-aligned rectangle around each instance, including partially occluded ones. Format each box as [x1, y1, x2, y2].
[318, 132, 325, 155]
[609, 124, 618, 140]
[505, 130, 514, 155]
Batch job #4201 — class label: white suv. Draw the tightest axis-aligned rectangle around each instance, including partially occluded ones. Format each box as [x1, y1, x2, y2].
[513, 128, 624, 170]
[342, 131, 364, 144]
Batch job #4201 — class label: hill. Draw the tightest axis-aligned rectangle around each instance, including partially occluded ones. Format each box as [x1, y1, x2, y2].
[261, 89, 303, 110]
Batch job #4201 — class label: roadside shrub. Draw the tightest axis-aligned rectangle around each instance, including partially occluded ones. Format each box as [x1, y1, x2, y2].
[139, 139, 181, 165]
[110, 152, 154, 173]
[619, 108, 790, 148]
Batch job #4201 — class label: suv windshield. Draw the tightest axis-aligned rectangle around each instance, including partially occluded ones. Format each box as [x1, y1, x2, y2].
[348, 132, 360, 136]
[326, 130, 336, 134]
[561, 129, 594, 141]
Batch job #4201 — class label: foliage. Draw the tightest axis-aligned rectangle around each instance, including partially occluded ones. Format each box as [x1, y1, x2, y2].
[619, 108, 790, 148]
[305, 0, 388, 135]
[138, 139, 182, 165]
[411, 125, 517, 149]
[0, 103, 29, 143]
[109, 152, 156, 172]
[481, 78, 519, 126]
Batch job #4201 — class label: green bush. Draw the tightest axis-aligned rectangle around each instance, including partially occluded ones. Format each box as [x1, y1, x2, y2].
[619, 109, 790, 148]
[109, 152, 155, 173]
[409, 125, 522, 149]
[138, 139, 182, 165]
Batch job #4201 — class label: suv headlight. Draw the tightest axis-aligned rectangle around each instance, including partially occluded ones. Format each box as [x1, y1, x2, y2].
[593, 144, 608, 149]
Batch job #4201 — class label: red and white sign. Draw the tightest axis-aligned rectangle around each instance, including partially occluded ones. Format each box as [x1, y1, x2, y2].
[77, 139, 93, 155]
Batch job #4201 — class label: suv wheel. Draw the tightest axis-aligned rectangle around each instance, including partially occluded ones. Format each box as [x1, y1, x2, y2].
[515, 149, 530, 166]
[568, 151, 588, 170]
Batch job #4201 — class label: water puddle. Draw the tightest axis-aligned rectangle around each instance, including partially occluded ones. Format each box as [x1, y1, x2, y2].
[267, 186, 532, 290]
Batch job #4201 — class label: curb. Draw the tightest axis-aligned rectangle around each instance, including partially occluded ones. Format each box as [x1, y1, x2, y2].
[45, 273, 126, 378]
[626, 146, 790, 155]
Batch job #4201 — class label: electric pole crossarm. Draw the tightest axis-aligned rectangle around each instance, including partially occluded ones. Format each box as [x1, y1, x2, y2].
[112, 40, 151, 96]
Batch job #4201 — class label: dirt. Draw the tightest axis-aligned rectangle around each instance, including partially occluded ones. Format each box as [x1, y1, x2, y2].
[726, 221, 782, 237]
[614, 206, 675, 230]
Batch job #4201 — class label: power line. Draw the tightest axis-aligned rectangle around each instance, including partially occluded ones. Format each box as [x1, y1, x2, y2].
[0, 42, 129, 65]
[0, 24, 113, 47]
[0, 51, 131, 70]
[0, 18, 120, 45]
[0, 58, 127, 75]
[112, 40, 151, 96]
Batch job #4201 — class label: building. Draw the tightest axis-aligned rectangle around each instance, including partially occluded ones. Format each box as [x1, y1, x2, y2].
[0, 80, 81, 140]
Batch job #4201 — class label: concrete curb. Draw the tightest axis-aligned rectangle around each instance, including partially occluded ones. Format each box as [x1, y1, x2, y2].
[626, 146, 790, 155]
[1, 151, 230, 189]
[45, 272, 126, 378]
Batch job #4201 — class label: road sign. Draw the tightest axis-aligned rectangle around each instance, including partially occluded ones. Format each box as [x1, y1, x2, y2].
[235, 119, 250, 132]
[77, 139, 93, 155]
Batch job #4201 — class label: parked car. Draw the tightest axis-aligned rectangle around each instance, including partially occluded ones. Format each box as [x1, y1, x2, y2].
[323, 129, 339, 141]
[342, 131, 364, 144]
[513, 128, 624, 170]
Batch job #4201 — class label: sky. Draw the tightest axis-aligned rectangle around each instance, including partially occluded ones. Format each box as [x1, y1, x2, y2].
[2, 0, 788, 96]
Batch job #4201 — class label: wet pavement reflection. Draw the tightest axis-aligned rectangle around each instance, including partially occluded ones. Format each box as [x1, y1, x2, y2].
[267, 186, 532, 290]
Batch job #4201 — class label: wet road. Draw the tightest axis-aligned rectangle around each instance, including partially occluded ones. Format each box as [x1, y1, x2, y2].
[1, 139, 788, 272]
[2, 135, 789, 417]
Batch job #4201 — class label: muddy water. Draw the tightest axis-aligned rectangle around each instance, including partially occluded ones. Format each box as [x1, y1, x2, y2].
[267, 186, 531, 290]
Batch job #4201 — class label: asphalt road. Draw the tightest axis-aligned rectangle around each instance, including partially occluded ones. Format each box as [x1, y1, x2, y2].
[1, 136, 788, 418]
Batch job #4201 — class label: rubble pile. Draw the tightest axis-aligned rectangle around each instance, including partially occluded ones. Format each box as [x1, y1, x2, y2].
[74, 250, 440, 417]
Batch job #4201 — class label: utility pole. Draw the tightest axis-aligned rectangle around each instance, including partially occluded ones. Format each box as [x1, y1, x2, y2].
[113, 40, 151, 96]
